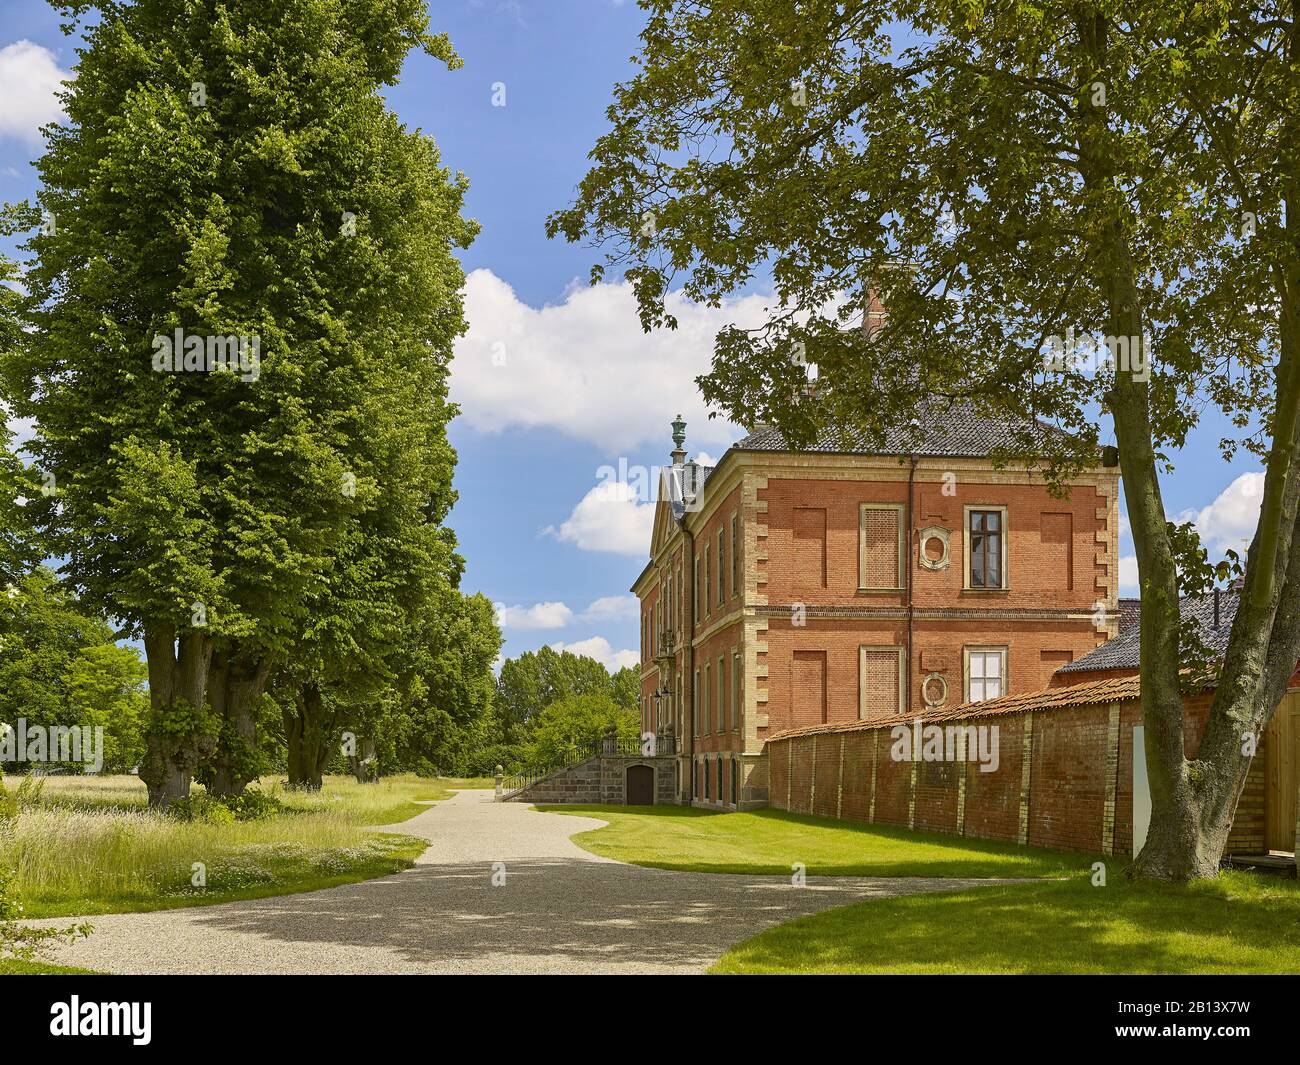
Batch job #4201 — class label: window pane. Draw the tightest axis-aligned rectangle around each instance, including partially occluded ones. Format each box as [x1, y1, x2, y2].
[987, 676, 1003, 699]
[987, 530, 1002, 587]
[985, 511, 1000, 532]
[971, 653, 986, 679]
[971, 511, 984, 532]
[971, 533, 985, 586]
[985, 653, 1002, 678]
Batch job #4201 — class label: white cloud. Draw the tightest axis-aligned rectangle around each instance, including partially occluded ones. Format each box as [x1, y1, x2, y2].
[1119, 555, 1138, 597]
[0, 41, 68, 143]
[543, 479, 653, 556]
[1177, 472, 1264, 556]
[549, 635, 639, 671]
[495, 600, 574, 630]
[581, 594, 639, 622]
[494, 594, 640, 630]
[451, 268, 771, 454]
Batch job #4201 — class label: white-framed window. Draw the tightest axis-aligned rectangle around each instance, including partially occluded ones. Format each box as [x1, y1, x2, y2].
[859, 503, 906, 591]
[859, 645, 906, 718]
[964, 505, 1008, 590]
[965, 646, 1007, 702]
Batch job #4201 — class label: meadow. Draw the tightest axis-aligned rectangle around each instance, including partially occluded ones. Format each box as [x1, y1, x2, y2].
[2, 773, 490, 918]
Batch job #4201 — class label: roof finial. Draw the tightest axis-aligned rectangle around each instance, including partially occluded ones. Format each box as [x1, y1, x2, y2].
[670, 415, 687, 467]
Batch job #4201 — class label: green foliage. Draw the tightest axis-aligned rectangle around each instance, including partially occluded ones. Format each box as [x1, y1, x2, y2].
[492, 646, 639, 748]
[167, 786, 283, 824]
[0, 567, 149, 772]
[527, 693, 639, 770]
[4, 0, 478, 799]
[551, 0, 1300, 878]
[0, 865, 93, 963]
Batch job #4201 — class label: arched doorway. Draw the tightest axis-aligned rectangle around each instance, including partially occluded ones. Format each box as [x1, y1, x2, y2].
[626, 764, 654, 805]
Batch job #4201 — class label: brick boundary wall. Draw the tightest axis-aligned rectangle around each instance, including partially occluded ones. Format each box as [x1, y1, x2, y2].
[766, 688, 1268, 856]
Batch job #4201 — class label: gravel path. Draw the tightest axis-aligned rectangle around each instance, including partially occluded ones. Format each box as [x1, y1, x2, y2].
[32, 791, 1010, 974]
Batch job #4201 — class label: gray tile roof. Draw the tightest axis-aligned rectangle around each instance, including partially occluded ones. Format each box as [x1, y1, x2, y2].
[664, 462, 715, 520]
[1057, 590, 1239, 674]
[732, 398, 1066, 459]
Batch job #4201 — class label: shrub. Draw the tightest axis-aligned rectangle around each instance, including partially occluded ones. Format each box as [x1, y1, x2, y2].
[221, 788, 283, 822]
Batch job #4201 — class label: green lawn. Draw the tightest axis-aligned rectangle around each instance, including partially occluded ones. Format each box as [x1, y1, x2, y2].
[539, 804, 1087, 878]
[712, 871, 1300, 974]
[6, 774, 490, 919]
[0, 959, 101, 975]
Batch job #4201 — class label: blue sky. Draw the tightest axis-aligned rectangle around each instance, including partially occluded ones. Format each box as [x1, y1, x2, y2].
[0, 0, 1269, 669]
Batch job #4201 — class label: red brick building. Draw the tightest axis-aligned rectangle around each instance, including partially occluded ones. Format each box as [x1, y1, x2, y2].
[632, 408, 1121, 810]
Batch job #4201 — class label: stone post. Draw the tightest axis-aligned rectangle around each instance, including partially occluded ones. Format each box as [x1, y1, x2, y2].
[494, 764, 503, 800]
[602, 728, 617, 756]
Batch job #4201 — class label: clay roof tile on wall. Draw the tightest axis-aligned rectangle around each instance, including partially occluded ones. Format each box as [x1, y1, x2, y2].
[766, 674, 1174, 743]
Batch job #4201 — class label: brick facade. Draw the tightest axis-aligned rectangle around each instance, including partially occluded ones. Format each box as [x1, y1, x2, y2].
[633, 422, 1120, 813]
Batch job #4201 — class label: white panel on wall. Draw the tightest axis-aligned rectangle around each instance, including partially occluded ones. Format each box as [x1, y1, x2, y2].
[1132, 724, 1151, 858]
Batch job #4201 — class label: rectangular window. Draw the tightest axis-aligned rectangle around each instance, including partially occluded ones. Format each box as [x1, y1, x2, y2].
[677, 566, 683, 627]
[705, 759, 712, 801]
[967, 507, 1007, 590]
[703, 546, 710, 616]
[965, 647, 1007, 702]
[675, 674, 682, 738]
[731, 651, 741, 731]
[859, 646, 905, 718]
[731, 758, 738, 806]
[860, 503, 905, 591]
[731, 516, 739, 597]
[703, 663, 711, 734]
[717, 655, 725, 733]
[693, 555, 700, 622]
[693, 670, 700, 737]
[717, 528, 725, 605]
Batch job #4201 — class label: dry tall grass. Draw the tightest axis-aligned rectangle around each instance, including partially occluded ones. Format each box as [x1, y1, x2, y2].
[2, 773, 486, 916]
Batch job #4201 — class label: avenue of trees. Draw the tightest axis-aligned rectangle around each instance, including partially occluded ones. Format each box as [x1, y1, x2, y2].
[551, 0, 1300, 880]
[0, 0, 505, 805]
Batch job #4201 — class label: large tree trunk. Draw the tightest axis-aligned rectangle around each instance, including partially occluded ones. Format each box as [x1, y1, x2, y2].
[205, 648, 274, 799]
[139, 625, 215, 810]
[349, 735, 379, 783]
[284, 682, 335, 790]
[1068, 11, 1300, 879]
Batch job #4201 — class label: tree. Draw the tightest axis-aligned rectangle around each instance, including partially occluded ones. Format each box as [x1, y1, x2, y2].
[492, 646, 628, 747]
[6, 0, 474, 806]
[0, 566, 148, 772]
[65, 643, 150, 774]
[527, 693, 639, 771]
[386, 588, 502, 776]
[550, 0, 1298, 879]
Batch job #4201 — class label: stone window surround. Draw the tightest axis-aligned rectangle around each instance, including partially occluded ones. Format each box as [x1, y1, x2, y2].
[859, 502, 907, 592]
[858, 644, 906, 718]
[963, 504, 1009, 592]
[964, 645, 1009, 703]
